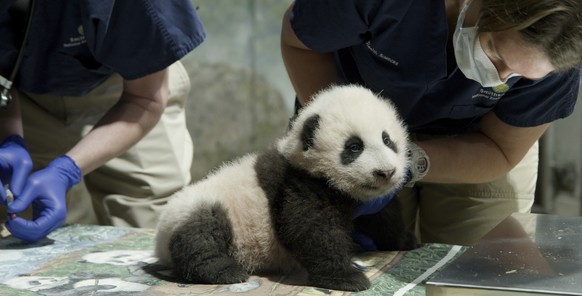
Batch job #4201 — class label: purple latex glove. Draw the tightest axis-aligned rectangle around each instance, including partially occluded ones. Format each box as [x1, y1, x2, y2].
[0, 135, 32, 204]
[6, 155, 81, 243]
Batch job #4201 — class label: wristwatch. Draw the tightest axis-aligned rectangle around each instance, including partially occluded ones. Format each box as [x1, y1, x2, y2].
[406, 142, 430, 187]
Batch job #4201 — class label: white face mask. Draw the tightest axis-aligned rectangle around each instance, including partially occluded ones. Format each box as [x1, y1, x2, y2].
[453, 0, 520, 87]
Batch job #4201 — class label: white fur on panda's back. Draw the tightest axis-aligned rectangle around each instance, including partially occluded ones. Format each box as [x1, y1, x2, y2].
[155, 154, 295, 272]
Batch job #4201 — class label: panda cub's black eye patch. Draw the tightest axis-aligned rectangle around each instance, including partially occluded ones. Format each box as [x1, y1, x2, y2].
[341, 136, 364, 165]
[382, 131, 397, 152]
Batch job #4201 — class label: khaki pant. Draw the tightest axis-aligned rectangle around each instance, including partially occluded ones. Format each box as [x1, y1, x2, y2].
[5, 61, 193, 229]
[398, 141, 538, 246]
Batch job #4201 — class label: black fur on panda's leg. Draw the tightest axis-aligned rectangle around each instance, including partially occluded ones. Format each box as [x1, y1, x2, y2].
[274, 186, 370, 291]
[353, 198, 418, 251]
[169, 203, 249, 284]
[288, 222, 370, 292]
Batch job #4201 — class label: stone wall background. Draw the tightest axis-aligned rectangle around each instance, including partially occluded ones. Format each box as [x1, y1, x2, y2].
[184, 1, 294, 181]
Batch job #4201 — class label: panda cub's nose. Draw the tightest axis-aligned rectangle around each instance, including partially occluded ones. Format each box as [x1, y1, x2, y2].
[374, 169, 395, 180]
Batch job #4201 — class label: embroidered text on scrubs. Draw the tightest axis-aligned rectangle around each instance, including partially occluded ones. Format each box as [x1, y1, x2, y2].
[63, 25, 86, 48]
[365, 41, 399, 66]
[472, 88, 504, 101]
[64, 36, 86, 48]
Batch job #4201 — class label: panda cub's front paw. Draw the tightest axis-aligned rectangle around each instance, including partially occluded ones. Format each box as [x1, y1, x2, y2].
[309, 270, 370, 292]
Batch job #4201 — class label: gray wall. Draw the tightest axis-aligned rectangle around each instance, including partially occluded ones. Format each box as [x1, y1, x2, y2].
[537, 84, 582, 216]
[188, 0, 294, 110]
[183, 1, 293, 181]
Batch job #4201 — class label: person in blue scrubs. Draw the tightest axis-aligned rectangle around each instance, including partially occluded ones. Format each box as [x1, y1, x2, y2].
[0, 0, 205, 242]
[281, 0, 582, 245]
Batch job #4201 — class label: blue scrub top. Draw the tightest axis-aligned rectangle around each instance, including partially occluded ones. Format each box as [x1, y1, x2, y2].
[291, 0, 580, 134]
[0, 0, 206, 96]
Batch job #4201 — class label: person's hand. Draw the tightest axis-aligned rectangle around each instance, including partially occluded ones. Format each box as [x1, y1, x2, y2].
[353, 169, 411, 218]
[352, 187, 402, 251]
[5, 155, 82, 243]
[353, 189, 399, 218]
[352, 170, 411, 251]
[352, 231, 379, 251]
[352, 188, 401, 251]
[0, 135, 32, 204]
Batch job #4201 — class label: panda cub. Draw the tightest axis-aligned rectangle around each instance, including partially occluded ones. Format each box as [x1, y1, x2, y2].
[155, 84, 417, 292]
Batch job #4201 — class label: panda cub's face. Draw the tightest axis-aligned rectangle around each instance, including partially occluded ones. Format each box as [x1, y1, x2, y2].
[278, 85, 410, 201]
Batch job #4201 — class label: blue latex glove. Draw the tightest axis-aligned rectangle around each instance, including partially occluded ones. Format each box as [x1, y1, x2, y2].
[352, 232, 379, 251]
[353, 169, 411, 218]
[0, 135, 33, 204]
[6, 155, 81, 243]
[352, 169, 411, 251]
[352, 188, 401, 251]
[353, 189, 399, 218]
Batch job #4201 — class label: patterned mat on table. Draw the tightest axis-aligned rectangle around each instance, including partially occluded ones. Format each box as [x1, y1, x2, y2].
[0, 224, 464, 296]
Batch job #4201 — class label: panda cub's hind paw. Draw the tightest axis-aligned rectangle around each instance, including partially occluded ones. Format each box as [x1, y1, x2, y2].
[309, 270, 370, 292]
[212, 264, 250, 284]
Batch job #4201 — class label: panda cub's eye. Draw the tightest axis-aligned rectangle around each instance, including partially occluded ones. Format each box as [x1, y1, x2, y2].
[349, 143, 362, 153]
[344, 137, 364, 153]
[341, 136, 364, 165]
[382, 131, 397, 152]
[383, 135, 391, 146]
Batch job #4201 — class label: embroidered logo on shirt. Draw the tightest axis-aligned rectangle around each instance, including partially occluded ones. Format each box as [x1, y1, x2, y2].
[365, 41, 399, 66]
[63, 25, 86, 48]
[492, 84, 509, 93]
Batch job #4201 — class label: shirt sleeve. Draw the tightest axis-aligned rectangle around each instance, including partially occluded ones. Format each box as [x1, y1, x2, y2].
[80, 0, 206, 80]
[290, 0, 408, 52]
[494, 68, 580, 127]
[0, 12, 18, 77]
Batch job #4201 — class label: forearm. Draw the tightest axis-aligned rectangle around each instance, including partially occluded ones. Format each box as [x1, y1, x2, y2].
[418, 133, 516, 184]
[415, 110, 549, 184]
[281, 46, 338, 104]
[281, 3, 338, 104]
[66, 89, 166, 175]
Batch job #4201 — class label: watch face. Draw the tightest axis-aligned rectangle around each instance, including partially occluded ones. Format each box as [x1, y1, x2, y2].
[0, 93, 12, 109]
[417, 157, 429, 174]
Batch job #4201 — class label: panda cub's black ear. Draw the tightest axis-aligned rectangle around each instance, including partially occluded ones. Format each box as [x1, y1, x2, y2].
[300, 114, 320, 151]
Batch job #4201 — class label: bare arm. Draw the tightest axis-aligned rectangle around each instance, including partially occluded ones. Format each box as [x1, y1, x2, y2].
[281, 2, 338, 104]
[66, 68, 169, 175]
[419, 111, 548, 184]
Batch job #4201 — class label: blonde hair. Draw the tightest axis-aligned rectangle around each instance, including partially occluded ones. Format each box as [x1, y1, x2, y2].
[479, 0, 582, 71]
